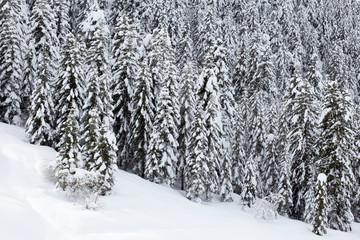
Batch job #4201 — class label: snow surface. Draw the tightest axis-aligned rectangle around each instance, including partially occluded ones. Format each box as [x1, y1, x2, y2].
[1, 122, 360, 240]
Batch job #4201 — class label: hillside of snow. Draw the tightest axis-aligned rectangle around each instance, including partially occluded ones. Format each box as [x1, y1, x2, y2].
[0, 122, 359, 240]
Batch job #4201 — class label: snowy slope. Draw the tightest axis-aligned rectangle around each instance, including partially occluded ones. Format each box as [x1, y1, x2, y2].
[0, 122, 359, 240]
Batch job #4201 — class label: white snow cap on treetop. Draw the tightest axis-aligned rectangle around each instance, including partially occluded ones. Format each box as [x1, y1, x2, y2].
[317, 173, 327, 183]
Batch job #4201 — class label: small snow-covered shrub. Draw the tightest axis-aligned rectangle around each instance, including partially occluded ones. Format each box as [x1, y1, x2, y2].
[65, 169, 101, 209]
[251, 198, 278, 220]
[44, 160, 58, 184]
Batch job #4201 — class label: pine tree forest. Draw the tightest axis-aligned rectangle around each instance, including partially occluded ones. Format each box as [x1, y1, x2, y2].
[1, 0, 360, 234]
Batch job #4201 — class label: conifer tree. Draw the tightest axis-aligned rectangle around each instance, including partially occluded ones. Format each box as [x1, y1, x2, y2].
[194, 5, 218, 68]
[318, 80, 355, 232]
[178, 61, 197, 189]
[55, 103, 82, 191]
[29, 0, 59, 74]
[93, 122, 118, 195]
[263, 100, 280, 196]
[241, 158, 257, 208]
[277, 158, 293, 217]
[232, 91, 248, 195]
[54, 32, 84, 148]
[144, 26, 180, 184]
[312, 173, 328, 236]
[185, 102, 210, 202]
[26, 0, 59, 146]
[25, 50, 55, 146]
[0, 0, 24, 125]
[112, 13, 140, 169]
[248, 89, 266, 197]
[287, 70, 319, 221]
[80, 0, 113, 124]
[213, 37, 235, 202]
[306, 49, 323, 97]
[54, 0, 71, 44]
[197, 46, 222, 197]
[129, 55, 155, 178]
[145, 81, 179, 186]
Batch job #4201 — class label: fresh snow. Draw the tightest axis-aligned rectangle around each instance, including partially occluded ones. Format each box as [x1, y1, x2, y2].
[0, 122, 359, 240]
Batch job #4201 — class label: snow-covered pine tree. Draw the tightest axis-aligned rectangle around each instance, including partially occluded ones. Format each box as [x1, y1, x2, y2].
[312, 173, 328, 236]
[0, 0, 24, 125]
[93, 122, 117, 195]
[26, 0, 59, 146]
[287, 70, 319, 222]
[80, 61, 114, 195]
[25, 49, 55, 146]
[232, 90, 249, 195]
[129, 55, 155, 178]
[306, 49, 323, 98]
[213, 37, 235, 202]
[176, 21, 194, 71]
[248, 89, 266, 197]
[197, 45, 222, 198]
[326, 42, 347, 89]
[241, 158, 257, 208]
[145, 30, 180, 185]
[29, 0, 59, 76]
[263, 100, 280, 196]
[55, 102, 82, 191]
[178, 60, 197, 190]
[318, 79, 355, 232]
[54, 0, 71, 44]
[112, 12, 140, 169]
[54, 32, 84, 148]
[277, 156, 293, 217]
[80, 0, 112, 124]
[194, 4, 218, 68]
[185, 101, 210, 202]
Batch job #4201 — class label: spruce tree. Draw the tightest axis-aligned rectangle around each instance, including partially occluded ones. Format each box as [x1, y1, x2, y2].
[241, 158, 257, 208]
[25, 49, 55, 146]
[129, 55, 155, 178]
[318, 80, 355, 232]
[93, 122, 118, 195]
[178, 61, 197, 190]
[287, 70, 319, 221]
[263, 100, 280, 196]
[197, 46, 222, 197]
[312, 173, 328, 236]
[185, 102, 210, 202]
[112, 13, 140, 169]
[145, 81, 179, 186]
[26, 0, 59, 146]
[213, 37, 235, 202]
[0, 0, 24, 125]
[54, 0, 71, 44]
[248, 89, 266, 197]
[232, 91, 248, 195]
[145, 39, 180, 183]
[54, 32, 84, 148]
[55, 103, 82, 191]
[277, 157, 293, 217]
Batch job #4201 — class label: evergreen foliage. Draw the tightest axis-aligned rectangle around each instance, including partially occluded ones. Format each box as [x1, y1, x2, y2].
[129, 55, 155, 178]
[54, 32, 84, 148]
[287, 70, 319, 221]
[178, 61, 197, 189]
[144, 38, 179, 186]
[312, 173, 328, 236]
[0, 0, 24, 125]
[55, 103, 82, 191]
[112, 13, 140, 169]
[318, 80, 355, 232]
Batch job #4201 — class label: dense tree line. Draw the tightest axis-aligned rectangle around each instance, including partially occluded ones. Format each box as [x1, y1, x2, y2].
[1, 0, 360, 234]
